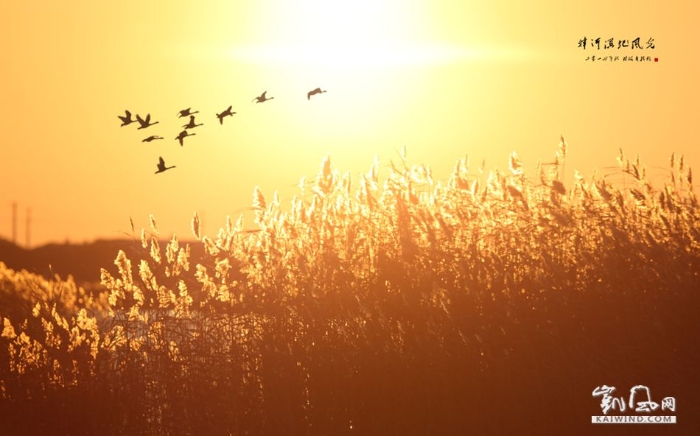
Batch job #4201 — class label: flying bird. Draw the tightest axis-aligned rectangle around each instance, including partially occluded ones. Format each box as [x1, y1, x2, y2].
[175, 130, 196, 146]
[307, 88, 327, 100]
[183, 115, 203, 129]
[142, 135, 164, 143]
[177, 108, 199, 118]
[118, 110, 136, 127]
[216, 105, 236, 124]
[253, 91, 274, 103]
[136, 113, 159, 129]
[155, 156, 176, 174]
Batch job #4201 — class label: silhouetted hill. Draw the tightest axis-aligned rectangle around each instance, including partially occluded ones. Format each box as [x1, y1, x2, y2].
[0, 237, 203, 285]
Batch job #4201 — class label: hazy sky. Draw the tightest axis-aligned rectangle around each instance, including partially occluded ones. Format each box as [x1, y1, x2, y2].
[1, 1, 698, 247]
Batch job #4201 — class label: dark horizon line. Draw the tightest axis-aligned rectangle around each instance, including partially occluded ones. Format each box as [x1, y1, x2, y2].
[0, 235, 202, 250]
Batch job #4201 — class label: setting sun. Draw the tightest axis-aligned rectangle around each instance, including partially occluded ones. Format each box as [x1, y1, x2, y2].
[223, 0, 536, 70]
[248, 0, 427, 65]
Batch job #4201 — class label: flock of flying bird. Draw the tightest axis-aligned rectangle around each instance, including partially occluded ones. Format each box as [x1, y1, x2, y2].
[117, 88, 328, 174]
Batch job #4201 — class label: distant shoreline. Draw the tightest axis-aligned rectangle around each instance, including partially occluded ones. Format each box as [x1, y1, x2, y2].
[0, 237, 201, 285]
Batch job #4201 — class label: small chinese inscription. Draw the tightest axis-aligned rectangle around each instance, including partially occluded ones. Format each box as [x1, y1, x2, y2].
[579, 37, 655, 50]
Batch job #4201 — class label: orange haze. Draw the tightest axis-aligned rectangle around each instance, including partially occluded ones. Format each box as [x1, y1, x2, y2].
[1, 0, 698, 246]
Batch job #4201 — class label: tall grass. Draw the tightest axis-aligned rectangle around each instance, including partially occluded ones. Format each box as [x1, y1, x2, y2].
[1, 143, 699, 435]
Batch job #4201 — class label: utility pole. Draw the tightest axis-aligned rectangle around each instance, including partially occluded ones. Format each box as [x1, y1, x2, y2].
[11, 202, 17, 245]
[26, 208, 31, 248]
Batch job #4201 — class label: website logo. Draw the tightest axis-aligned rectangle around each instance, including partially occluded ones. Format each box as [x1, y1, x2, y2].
[591, 385, 676, 424]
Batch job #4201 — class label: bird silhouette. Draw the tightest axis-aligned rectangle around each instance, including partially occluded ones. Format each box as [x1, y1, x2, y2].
[175, 130, 196, 146]
[183, 115, 203, 129]
[253, 91, 274, 103]
[142, 135, 164, 143]
[136, 113, 159, 129]
[177, 108, 199, 118]
[216, 105, 236, 124]
[307, 88, 327, 100]
[155, 156, 176, 174]
[118, 110, 136, 127]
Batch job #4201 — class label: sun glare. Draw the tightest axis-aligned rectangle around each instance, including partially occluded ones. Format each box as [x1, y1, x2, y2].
[219, 0, 539, 69]
[228, 42, 477, 68]
[227, 0, 474, 69]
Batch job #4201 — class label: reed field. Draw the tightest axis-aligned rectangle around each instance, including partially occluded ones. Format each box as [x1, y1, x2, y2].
[1, 142, 699, 435]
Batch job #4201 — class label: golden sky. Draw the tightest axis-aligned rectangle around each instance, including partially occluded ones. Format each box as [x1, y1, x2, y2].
[1, 0, 698, 246]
